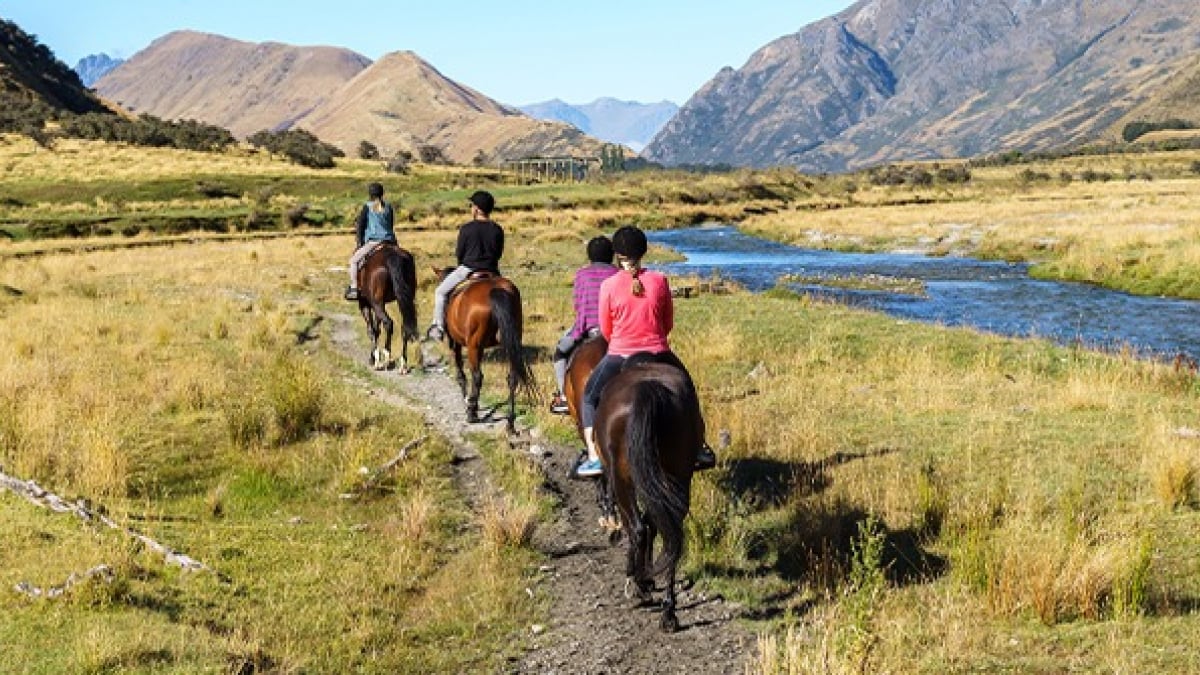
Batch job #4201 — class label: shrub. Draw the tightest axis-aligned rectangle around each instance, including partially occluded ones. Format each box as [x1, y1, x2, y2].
[357, 140, 380, 160]
[1122, 119, 1194, 143]
[416, 144, 449, 165]
[386, 152, 411, 174]
[263, 352, 324, 444]
[248, 128, 343, 169]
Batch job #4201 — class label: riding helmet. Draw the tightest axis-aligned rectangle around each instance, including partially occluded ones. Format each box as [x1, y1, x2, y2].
[586, 236, 614, 264]
[612, 225, 648, 259]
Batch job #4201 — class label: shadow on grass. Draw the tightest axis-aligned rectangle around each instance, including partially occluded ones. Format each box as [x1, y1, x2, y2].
[718, 447, 898, 509]
[703, 449, 946, 620]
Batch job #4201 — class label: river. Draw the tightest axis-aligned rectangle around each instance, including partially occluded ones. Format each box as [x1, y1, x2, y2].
[649, 225, 1200, 362]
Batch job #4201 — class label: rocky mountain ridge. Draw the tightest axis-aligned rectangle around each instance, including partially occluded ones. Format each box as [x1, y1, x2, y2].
[645, 0, 1200, 171]
[74, 53, 124, 87]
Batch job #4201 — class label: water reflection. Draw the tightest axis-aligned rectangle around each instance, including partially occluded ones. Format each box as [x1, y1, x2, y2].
[650, 225, 1200, 362]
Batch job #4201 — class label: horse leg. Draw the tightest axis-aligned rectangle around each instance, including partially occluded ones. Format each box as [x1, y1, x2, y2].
[614, 481, 653, 604]
[660, 554, 680, 633]
[636, 514, 657, 596]
[466, 345, 483, 423]
[397, 325, 409, 374]
[597, 474, 621, 543]
[378, 306, 394, 371]
[452, 342, 467, 396]
[361, 305, 379, 367]
[505, 357, 519, 433]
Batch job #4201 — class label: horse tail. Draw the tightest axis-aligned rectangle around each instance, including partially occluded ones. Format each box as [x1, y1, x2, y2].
[489, 286, 537, 398]
[385, 250, 419, 341]
[626, 378, 690, 579]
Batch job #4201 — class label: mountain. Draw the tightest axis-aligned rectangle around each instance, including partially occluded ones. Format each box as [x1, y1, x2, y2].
[0, 18, 108, 114]
[298, 51, 604, 164]
[645, 1, 1200, 171]
[74, 53, 124, 87]
[96, 31, 371, 137]
[520, 98, 678, 152]
[95, 31, 605, 163]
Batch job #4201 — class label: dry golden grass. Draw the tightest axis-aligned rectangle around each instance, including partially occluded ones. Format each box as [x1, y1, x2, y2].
[0, 134, 374, 182]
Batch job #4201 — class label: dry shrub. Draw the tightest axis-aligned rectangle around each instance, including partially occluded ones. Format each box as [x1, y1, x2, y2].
[1149, 447, 1197, 510]
[955, 518, 1153, 624]
[398, 488, 437, 543]
[479, 495, 537, 549]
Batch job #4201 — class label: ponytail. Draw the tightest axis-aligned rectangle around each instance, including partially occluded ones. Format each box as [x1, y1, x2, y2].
[620, 257, 644, 296]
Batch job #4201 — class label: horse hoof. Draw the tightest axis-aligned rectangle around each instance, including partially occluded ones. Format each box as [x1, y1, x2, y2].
[660, 612, 679, 633]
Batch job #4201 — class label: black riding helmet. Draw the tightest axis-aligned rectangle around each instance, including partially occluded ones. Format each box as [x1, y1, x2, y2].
[586, 236, 614, 264]
[611, 225, 647, 259]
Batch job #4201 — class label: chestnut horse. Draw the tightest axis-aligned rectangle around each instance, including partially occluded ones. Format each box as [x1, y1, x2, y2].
[594, 360, 703, 632]
[564, 335, 620, 527]
[433, 269, 536, 432]
[357, 243, 418, 371]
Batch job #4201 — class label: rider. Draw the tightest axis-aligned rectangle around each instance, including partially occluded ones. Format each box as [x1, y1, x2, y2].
[344, 182, 396, 301]
[548, 236, 618, 414]
[426, 190, 504, 341]
[576, 225, 716, 478]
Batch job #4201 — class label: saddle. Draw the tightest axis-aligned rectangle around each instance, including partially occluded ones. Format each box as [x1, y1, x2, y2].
[357, 242, 400, 285]
[449, 269, 499, 297]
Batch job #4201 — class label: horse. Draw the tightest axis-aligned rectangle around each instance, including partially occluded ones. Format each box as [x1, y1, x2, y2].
[563, 334, 621, 527]
[593, 360, 704, 632]
[432, 268, 536, 432]
[356, 243, 418, 371]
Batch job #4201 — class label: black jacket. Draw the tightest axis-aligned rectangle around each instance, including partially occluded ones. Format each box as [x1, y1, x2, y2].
[456, 219, 504, 273]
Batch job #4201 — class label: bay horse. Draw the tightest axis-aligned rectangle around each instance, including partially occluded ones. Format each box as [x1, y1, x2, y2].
[433, 268, 536, 432]
[356, 243, 418, 371]
[564, 335, 621, 528]
[594, 360, 704, 632]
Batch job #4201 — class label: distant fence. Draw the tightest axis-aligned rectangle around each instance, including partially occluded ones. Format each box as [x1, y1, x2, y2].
[503, 156, 602, 183]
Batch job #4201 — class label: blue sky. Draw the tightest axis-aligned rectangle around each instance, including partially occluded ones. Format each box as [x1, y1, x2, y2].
[3, 1, 855, 106]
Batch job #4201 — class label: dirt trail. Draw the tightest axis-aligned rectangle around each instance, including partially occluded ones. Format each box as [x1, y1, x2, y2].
[329, 314, 752, 674]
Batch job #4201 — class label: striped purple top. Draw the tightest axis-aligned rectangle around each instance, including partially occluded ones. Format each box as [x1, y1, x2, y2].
[571, 263, 619, 339]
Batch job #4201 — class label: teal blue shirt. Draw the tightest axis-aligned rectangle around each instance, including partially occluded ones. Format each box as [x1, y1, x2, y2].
[356, 202, 396, 246]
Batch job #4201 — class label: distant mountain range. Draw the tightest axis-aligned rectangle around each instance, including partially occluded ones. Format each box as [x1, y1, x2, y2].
[74, 53, 123, 87]
[95, 31, 605, 164]
[520, 98, 678, 152]
[646, 0, 1200, 171]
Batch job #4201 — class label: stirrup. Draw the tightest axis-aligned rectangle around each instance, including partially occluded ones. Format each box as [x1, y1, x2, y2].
[344, 287, 359, 301]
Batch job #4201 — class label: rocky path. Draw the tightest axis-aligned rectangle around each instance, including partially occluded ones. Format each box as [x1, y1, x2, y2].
[330, 314, 752, 674]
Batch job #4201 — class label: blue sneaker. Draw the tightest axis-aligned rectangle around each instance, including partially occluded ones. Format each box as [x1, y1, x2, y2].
[574, 458, 603, 478]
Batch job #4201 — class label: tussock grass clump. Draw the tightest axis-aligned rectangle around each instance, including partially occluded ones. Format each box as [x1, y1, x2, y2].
[1149, 449, 1197, 510]
[479, 495, 539, 549]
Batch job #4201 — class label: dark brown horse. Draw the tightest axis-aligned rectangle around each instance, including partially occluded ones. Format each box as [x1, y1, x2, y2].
[357, 243, 418, 371]
[594, 361, 704, 632]
[433, 268, 536, 432]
